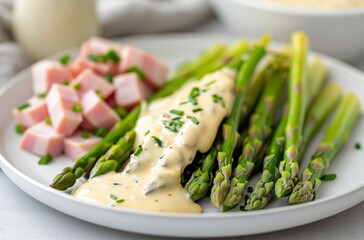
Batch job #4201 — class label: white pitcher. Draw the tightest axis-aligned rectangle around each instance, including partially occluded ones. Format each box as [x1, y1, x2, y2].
[12, 0, 98, 60]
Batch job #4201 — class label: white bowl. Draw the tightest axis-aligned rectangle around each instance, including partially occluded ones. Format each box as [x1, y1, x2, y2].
[211, 0, 364, 62]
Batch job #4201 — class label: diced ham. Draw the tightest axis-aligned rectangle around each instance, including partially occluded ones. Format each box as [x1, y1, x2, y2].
[80, 117, 96, 131]
[118, 46, 169, 89]
[12, 97, 49, 128]
[20, 122, 64, 157]
[105, 93, 117, 108]
[73, 37, 123, 75]
[46, 84, 82, 136]
[113, 73, 152, 109]
[32, 60, 70, 94]
[81, 91, 119, 130]
[73, 69, 115, 99]
[64, 131, 101, 160]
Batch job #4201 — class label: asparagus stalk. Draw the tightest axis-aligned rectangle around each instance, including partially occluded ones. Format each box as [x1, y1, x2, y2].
[275, 32, 309, 198]
[210, 42, 267, 208]
[186, 146, 218, 201]
[222, 69, 286, 211]
[185, 61, 269, 201]
[289, 93, 361, 204]
[89, 130, 136, 178]
[50, 43, 233, 191]
[245, 83, 341, 210]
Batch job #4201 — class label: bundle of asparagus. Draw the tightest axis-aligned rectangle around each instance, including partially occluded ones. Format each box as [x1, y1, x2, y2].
[49, 32, 361, 213]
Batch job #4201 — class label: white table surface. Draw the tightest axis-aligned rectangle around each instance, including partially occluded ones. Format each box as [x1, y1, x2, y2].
[2, 19, 364, 240]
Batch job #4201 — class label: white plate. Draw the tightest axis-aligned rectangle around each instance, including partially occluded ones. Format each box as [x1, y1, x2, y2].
[1, 34, 364, 238]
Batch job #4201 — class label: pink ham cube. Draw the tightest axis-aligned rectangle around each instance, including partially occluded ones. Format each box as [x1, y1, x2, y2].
[82, 91, 119, 130]
[73, 37, 123, 75]
[80, 117, 96, 131]
[64, 131, 101, 160]
[32, 60, 70, 94]
[12, 96, 49, 128]
[118, 46, 169, 89]
[113, 73, 152, 109]
[73, 69, 115, 99]
[46, 84, 82, 136]
[20, 122, 64, 157]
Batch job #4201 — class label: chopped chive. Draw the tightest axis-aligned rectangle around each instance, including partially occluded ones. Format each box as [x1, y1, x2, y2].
[134, 145, 143, 156]
[72, 104, 83, 112]
[81, 131, 90, 139]
[204, 79, 216, 87]
[127, 66, 145, 80]
[212, 94, 226, 108]
[63, 81, 70, 86]
[37, 92, 47, 99]
[320, 174, 337, 181]
[179, 101, 189, 105]
[187, 116, 199, 125]
[94, 128, 107, 137]
[151, 136, 163, 147]
[73, 82, 81, 90]
[355, 142, 361, 150]
[188, 97, 198, 106]
[189, 87, 200, 99]
[104, 73, 113, 83]
[192, 108, 203, 113]
[109, 194, 118, 201]
[114, 106, 128, 119]
[59, 55, 71, 65]
[171, 117, 182, 121]
[105, 50, 121, 63]
[144, 130, 150, 136]
[170, 109, 184, 116]
[116, 199, 125, 203]
[44, 117, 52, 125]
[38, 154, 52, 165]
[15, 124, 25, 134]
[113, 183, 121, 186]
[17, 103, 30, 111]
[163, 118, 184, 133]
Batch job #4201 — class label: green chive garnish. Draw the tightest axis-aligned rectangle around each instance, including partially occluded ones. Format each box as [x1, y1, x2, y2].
[94, 128, 108, 137]
[17, 103, 30, 111]
[104, 73, 113, 83]
[192, 108, 203, 113]
[320, 174, 337, 181]
[63, 81, 70, 86]
[152, 136, 163, 147]
[144, 130, 150, 136]
[187, 116, 199, 125]
[38, 154, 52, 165]
[15, 124, 25, 134]
[127, 66, 145, 80]
[109, 194, 118, 201]
[170, 109, 184, 116]
[163, 118, 184, 133]
[116, 199, 125, 203]
[113, 183, 121, 186]
[355, 142, 361, 150]
[59, 55, 71, 65]
[37, 92, 47, 99]
[105, 50, 121, 63]
[73, 82, 81, 90]
[212, 94, 226, 108]
[72, 104, 83, 112]
[204, 79, 216, 87]
[134, 145, 143, 156]
[81, 131, 90, 139]
[44, 117, 52, 125]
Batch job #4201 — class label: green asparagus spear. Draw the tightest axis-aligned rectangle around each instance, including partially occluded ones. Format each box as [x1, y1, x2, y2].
[89, 130, 136, 178]
[222, 69, 286, 211]
[186, 146, 218, 201]
[185, 61, 269, 201]
[289, 93, 361, 204]
[245, 83, 341, 210]
[210, 42, 268, 208]
[275, 32, 309, 198]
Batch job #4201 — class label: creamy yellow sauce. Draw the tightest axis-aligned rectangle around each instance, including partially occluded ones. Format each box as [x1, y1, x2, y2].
[266, 0, 364, 9]
[72, 69, 236, 213]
